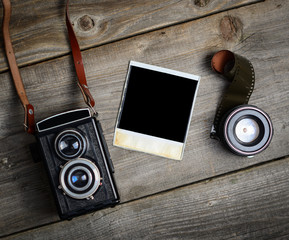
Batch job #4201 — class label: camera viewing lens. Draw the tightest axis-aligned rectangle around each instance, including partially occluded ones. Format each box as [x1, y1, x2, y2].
[59, 158, 101, 199]
[55, 129, 87, 160]
[71, 170, 89, 188]
[59, 135, 81, 156]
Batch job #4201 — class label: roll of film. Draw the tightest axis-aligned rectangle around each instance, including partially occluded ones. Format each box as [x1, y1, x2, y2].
[210, 50, 273, 156]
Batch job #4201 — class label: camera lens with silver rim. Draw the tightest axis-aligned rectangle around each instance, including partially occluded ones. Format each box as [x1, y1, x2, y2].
[55, 129, 87, 160]
[59, 158, 101, 199]
[221, 105, 273, 156]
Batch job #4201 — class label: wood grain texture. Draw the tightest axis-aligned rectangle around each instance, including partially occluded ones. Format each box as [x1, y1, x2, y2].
[5, 157, 289, 240]
[0, 0, 289, 237]
[0, 0, 261, 72]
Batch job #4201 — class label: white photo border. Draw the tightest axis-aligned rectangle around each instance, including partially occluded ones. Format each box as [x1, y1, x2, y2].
[113, 61, 200, 160]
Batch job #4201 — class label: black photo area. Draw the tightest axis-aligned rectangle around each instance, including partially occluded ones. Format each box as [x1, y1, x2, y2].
[118, 66, 198, 143]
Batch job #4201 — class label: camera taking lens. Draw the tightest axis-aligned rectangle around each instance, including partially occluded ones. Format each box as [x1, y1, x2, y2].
[67, 166, 92, 192]
[71, 170, 89, 188]
[55, 129, 87, 160]
[59, 158, 101, 199]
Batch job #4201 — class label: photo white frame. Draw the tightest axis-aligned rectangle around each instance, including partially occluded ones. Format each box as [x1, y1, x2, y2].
[113, 61, 200, 160]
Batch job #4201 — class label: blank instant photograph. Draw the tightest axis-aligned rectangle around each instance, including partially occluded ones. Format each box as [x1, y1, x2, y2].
[113, 61, 200, 160]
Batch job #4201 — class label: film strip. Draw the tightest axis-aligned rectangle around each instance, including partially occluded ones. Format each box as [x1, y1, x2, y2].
[210, 50, 255, 139]
[210, 50, 273, 156]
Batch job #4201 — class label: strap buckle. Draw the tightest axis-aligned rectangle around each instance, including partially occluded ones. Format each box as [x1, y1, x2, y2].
[24, 104, 35, 134]
[87, 102, 98, 117]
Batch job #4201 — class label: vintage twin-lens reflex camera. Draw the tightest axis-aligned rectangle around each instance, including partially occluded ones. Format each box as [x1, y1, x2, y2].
[36, 108, 120, 220]
[2, 0, 119, 220]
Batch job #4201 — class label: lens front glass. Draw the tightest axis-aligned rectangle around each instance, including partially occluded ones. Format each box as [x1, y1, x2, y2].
[59, 135, 81, 156]
[71, 170, 89, 188]
[235, 118, 260, 143]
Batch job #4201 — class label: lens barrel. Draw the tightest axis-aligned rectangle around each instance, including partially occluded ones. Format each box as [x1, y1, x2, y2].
[220, 105, 273, 156]
[59, 158, 101, 199]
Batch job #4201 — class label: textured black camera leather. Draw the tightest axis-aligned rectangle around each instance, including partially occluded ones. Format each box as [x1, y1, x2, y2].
[37, 116, 119, 220]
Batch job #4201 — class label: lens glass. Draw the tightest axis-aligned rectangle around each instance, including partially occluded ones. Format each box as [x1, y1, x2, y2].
[235, 118, 260, 143]
[71, 170, 89, 188]
[58, 135, 81, 157]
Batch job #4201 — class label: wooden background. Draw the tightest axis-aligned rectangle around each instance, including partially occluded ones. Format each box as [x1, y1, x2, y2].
[0, 0, 289, 239]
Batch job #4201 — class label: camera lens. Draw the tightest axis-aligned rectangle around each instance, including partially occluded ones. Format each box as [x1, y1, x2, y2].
[59, 158, 101, 199]
[55, 129, 87, 160]
[67, 166, 92, 191]
[71, 170, 89, 188]
[59, 135, 80, 156]
[221, 105, 273, 156]
[235, 118, 260, 143]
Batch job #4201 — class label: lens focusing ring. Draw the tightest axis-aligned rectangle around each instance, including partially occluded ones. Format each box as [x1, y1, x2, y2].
[221, 105, 273, 156]
[55, 129, 87, 160]
[59, 158, 101, 199]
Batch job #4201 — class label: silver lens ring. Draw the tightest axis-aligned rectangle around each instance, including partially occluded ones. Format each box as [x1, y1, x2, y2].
[55, 129, 87, 160]
[59, 158, 101, 199]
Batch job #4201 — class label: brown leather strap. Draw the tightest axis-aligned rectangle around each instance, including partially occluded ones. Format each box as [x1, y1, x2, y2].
[66, 0, 96, 109]
[210, 50, 255, 139]
[2, 0, 96, 134]
[2, 0, 35, 134]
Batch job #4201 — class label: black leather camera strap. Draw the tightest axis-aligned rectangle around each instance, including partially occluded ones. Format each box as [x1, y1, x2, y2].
[210, 50, 255, 138]
[1, 0, 96, 134]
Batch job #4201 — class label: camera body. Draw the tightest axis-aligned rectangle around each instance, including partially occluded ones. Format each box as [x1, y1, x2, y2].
[36, 108, 119, 220]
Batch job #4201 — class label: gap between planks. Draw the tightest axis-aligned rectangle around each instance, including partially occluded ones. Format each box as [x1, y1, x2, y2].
[0, 156, 289, 240]
[0, 0, 263, 74]
[1, 154, 288, 239]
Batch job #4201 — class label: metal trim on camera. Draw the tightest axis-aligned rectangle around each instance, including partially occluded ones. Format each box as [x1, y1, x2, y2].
[59, 158, 101, 199]
[55, 129, 87, 160]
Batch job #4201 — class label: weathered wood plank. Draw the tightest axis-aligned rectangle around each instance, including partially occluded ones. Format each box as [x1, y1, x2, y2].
[0, 0, 262, 72]
[0, 0, 288, 237]
[5, 157, 289, 239]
